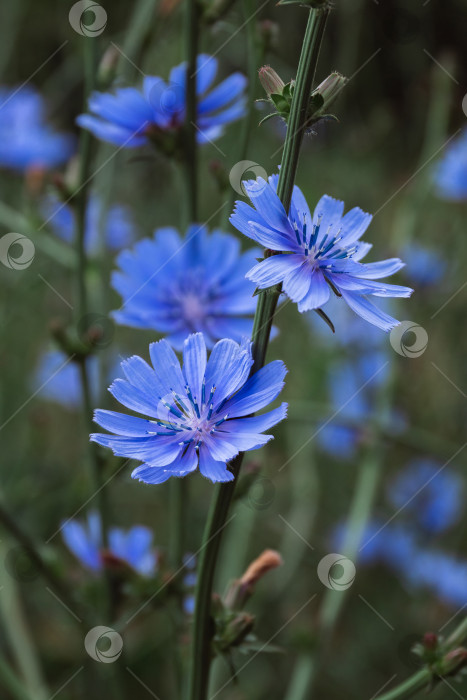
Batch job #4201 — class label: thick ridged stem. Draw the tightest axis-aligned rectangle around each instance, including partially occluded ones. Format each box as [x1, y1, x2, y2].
[188, 9, 329, 700]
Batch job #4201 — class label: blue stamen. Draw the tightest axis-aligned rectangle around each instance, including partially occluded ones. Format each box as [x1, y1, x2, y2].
[293, 222, 301, 247]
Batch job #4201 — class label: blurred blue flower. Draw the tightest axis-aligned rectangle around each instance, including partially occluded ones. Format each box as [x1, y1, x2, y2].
[434, 128, 467, 201]
[61, 511, 157, 577]
[182, 552, 197, 616]
[91, 333, 287, 484]
[33, 350, 121, 410]
[41, 193, 135, 254]
[112, 225, 258, 349]
[341, 520, 417, 572]
[401, 243, 446, 287]
[77, 54, 246, 148]
[388, 459, 462, 535]
[317, 350, 392, 459]
[409, 550, 467, 608]
[0, 86, 74, 171]
[230, 175, 413, 331]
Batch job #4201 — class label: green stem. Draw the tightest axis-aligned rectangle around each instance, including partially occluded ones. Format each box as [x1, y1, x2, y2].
[185, 0, 200, 223]
[188, 9, 329, 700]
[221, 0, 259, 229]
[376, 670, 431, 700]
[0, 499, 87, 626]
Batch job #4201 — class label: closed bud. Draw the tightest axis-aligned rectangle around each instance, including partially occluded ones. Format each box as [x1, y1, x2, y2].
[309, 72, 347, 118]
[224, 549, 283, 609]
[442, 648, 467, 677]
[219, 612, 255, 650]
[258, 66, 286, 97]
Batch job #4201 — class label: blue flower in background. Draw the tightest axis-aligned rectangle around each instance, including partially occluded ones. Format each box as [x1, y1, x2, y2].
[0, 86, 74, 171]
[91, 333, 287, 484]
[317, 350, 393, 459]
[33, 350, 122, 410]
[34, 351, 99, 409]
[434, 128, 467, 201]
[61, 511, 157, 577]
[41, 193, 135, 254]
[388, 459, 462, 535]
[230, 175, 413, 331]
[401, 243, 446, 287]
[409, 551, 467, 608]
[112, 225, 258, 349]
[77, 54, 246, 148]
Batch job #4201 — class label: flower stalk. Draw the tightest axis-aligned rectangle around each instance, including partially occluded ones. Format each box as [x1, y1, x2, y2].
[188, 7, 329, 699]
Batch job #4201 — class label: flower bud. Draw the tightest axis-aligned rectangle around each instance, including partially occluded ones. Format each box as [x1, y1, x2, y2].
[240, 549, 283, 588]
[441, 648, 467, 678]
[218, 612, 255, 650]
[258, 66, 285, 97]
[309, 72, 347, 118]
[224, 549, 283, 609]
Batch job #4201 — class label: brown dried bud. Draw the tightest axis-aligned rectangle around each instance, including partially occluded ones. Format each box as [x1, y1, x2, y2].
[240, 549, 283, 588]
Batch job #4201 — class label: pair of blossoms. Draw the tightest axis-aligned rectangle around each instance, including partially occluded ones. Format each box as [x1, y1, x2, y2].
[73, 54, 413, 485]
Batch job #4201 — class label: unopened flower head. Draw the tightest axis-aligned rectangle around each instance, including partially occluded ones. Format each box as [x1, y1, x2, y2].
[258, 66, 286, 97]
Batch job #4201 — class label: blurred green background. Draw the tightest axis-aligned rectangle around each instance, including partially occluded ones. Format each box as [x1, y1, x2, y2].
[0, 0, 466, 698]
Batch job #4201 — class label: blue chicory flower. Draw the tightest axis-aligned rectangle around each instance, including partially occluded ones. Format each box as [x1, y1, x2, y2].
[0, 86, 75, 171]
[112, 225, 258, 349]
[388, 459, 462, 535]
[434, 128, 467, 201]
[77, 54, 246, 148]
[61, 511, 157, 577]
[41, 192, 135, 254]
[230, 175, 413, 331]
[91, 333, 287, 484]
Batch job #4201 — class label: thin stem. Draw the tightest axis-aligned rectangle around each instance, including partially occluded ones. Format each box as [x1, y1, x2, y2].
[0, 499, 87, 626]
[188, 9, 329, 700]
[375, 670, 431, 700]
[221, 0, 259, 229]
[184, 0, 199, 223]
